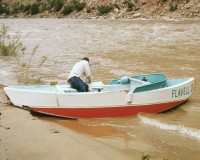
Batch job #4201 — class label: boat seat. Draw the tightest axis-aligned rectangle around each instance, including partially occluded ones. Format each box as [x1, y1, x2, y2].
[56, 86, 77, 93]
[128, 78, 151, 93]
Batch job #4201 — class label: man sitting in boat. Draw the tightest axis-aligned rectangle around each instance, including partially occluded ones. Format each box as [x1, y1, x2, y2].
[67, 57, 92, 92]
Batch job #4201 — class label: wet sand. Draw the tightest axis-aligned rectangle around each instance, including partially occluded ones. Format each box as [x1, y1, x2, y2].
[0, 103, 150, 160]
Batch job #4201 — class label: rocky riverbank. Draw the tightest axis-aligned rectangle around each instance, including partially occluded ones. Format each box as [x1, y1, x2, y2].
[0, 0, 200, 19]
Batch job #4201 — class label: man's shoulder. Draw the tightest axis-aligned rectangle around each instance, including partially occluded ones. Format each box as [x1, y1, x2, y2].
[80, 60, 88, 66]
[75, 60, 84, 65]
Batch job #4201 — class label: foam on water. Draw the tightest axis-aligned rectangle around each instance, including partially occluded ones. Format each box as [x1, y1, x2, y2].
[83, 122, 135, 129]
[139, 115, 200, 141]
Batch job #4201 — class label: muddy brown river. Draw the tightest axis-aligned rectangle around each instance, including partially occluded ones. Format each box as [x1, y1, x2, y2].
[0, 18, 200, 159]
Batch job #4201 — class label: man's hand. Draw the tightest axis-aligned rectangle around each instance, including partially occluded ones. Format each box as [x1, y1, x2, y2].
[87, 76, 91, 83]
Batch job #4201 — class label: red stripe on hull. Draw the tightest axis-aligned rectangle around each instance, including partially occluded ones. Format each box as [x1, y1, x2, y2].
[32, 100, 186, 118]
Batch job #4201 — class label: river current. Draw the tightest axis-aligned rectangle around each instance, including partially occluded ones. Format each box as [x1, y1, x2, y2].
[0, 18, 200, 159]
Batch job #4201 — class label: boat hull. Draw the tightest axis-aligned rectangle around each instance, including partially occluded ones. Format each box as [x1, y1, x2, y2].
[4, 77, 195, 118]
[32, 100, 186, 118]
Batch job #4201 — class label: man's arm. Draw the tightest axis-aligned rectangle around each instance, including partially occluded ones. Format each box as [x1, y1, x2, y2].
[84, 62, 92, 83]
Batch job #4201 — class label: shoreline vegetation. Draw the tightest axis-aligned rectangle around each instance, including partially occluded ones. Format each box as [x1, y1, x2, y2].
[0, 0, 200, 19]
[0, 24, 47, 85]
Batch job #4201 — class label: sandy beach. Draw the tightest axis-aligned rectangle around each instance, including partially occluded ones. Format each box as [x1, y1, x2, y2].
[0, 102, 147, 160]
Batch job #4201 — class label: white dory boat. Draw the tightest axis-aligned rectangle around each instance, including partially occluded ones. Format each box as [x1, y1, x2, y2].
[3, 73, 195, 118]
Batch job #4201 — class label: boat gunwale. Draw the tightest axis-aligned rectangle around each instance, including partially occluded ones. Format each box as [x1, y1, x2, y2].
[4, 85, 129, 95]
[4, 77, 194, 95]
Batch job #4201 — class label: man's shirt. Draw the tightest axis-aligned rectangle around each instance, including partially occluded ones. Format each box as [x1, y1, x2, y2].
[68, 60, 91, 82]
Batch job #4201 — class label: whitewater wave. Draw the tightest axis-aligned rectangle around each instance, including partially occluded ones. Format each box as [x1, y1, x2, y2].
[139, 115, 200, 141]
[83, 122, 135, 129]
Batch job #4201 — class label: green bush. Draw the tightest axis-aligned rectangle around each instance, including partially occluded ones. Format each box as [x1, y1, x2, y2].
[0, 24, 47, 85]
[123, 0, 134, 12]
[11, 5, 20, 14]
[62, 5, 75, 15]
[0, 4, 10, 15]
[98, 5, 113, 15]
[23, 4, 32, 13]
[29, 4, 40, 15]
[0, 24, 25, 56]
[62, 0, 86, 15]
[72, 0, 86, 11]
[11, 3, 25, 14]
[75, 2, 86, 11]
[49, 0, 64, 12]
[40, 3, 49, 12]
